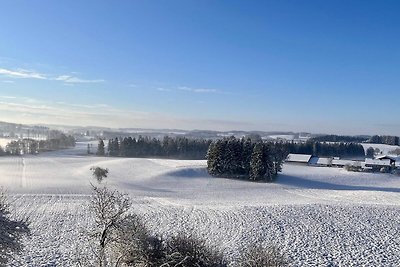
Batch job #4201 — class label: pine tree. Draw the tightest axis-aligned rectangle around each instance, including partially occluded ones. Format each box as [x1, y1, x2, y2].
[241, 138, 253, 175]
[206, 140, 225, 176]
[249, 143, 266, 181]
[97, 139, 105, 156]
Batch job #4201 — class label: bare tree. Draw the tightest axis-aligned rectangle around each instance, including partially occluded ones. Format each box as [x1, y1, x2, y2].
[0, 188, 30, 265]
[86, 176, 153, 267]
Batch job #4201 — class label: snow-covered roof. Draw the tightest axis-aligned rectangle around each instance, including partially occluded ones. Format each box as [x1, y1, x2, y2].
[365, 158, 391, 167]
[309, 157, 332, 165]
[332, 159, 360, 166]
[376, 155, 399, 162]
[286, 154, 312, 163]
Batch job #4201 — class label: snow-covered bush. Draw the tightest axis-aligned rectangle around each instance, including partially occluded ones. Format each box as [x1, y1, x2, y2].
[161, 233, 227, 267]
[0, 188, 30, 265]
[238, 245, 288, 267]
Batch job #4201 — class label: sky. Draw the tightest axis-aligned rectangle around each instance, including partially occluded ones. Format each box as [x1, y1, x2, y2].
[0, 0, 399, 135]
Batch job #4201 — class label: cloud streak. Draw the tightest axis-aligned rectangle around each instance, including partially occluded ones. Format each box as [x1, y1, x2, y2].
[0, 67, 104, 84]
[0, 68, 47, 79]
[55, 75, 105, 83]
[156, 85, 224, 94]
[177, 86, 218, 93]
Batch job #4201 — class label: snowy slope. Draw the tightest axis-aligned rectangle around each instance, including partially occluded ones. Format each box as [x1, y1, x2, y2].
[1, 144, 399, 266]
[361, 143, 400, 156]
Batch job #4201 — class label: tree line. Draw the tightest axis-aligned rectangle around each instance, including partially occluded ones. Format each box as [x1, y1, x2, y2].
[309, 135, 369, 143]
[3, 133, 75, 155]
[286, 141, 365, 158]
[367, 135, 400, 146]
[97, 136, 212, 160]
[206, 137, 288, 182]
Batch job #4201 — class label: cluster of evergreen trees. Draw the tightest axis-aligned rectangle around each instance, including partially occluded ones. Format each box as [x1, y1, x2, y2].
[367, 135, 399, 146]
[97, 136, 211, 160]
[310, 135, 368, 143]
[286, 141, 365, 158]
[206, 137, 288, 181]
[4, 133, 75, 155]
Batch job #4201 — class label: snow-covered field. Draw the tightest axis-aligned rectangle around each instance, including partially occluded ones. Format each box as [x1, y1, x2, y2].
[361, 143, 400, 156]
[1, 143, 400, 266]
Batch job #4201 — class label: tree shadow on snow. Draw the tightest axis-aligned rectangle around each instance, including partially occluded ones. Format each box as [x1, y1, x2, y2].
[164, 168, 210, 179]
[277, 174, 400, 193]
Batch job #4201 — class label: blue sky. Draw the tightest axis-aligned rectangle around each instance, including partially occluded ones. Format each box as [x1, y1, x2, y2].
[0, 1, 399, 135]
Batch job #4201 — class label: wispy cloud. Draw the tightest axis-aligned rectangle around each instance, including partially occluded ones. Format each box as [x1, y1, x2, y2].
[177, 86, 218, 93]
[156, 85, 222, 94]
[157, 87, 172, 92]
[55, 75, 105, 84]
[2, 80, 15, 83]
[0, 67, 104, 84]
[0, 68, 47, 79]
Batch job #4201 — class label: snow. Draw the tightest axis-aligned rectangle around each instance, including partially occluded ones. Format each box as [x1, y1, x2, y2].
[361, 143, 400, 156]
[0, 137, 13, 147]
[1, 144, 400, 266]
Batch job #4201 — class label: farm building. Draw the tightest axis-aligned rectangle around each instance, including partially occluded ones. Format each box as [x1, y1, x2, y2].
[332, 159, 362, 168]
[375, 155, 398, 165]
[309, 157, 332, 167]
[286, 154, 312, 164]
[364, 158, 392, 170]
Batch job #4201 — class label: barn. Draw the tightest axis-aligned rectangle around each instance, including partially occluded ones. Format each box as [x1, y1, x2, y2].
[286, 154, 313, 164]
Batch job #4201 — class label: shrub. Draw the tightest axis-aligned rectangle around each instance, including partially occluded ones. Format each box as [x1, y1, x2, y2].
[238, 245, 288, 267]
[0, 188, 30, 265]
[162, 233, 227, 267]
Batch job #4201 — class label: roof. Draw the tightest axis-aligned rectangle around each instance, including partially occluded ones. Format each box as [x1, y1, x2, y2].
[332, 159, 360, 166]
[376, 155, 399, 162]
[365, 158, 391, 167]
[286, 154, 312, 163]
[309, 157, 332, 165]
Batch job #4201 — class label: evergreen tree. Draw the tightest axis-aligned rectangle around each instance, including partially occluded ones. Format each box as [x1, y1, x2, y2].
[241, 138, 253, 175]
[249, 143, 266, 181]
[206, 140, 225, 176]
[97, 139, 105, 156]
[366, 147, 374, 158]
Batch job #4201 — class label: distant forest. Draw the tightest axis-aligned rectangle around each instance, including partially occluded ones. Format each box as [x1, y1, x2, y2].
[310, 135, 369, 143]
[97, 134, 369, 163]
[286, 141, 365, 158]
[2, 131, 75, 155]
[366, 135, 400, 146]
[310, 134, 400, 146]
[98, 136, 211, 160]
